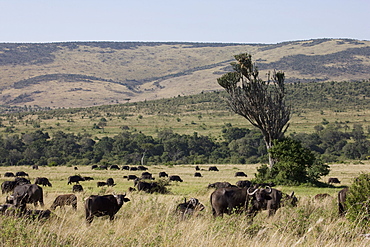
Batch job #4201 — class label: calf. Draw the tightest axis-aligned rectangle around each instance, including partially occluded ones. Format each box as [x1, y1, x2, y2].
[85, 194, 130, 224]
[50, 194, 77, 210]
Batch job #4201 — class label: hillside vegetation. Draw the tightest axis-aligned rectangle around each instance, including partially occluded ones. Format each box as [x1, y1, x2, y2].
[0, 39, 369, 108]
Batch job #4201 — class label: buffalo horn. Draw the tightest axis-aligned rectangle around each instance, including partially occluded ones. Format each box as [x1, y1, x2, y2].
[247, 187, 258, 195]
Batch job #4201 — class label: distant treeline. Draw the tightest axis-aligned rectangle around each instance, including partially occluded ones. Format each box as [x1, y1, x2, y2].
[0, 120, 368, 167]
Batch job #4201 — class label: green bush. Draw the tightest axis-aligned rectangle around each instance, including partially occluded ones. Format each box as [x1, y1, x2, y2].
[345, 173, 370, 225]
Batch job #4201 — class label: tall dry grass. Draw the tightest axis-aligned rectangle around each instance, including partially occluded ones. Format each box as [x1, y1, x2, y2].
[1, 163, 370, 246]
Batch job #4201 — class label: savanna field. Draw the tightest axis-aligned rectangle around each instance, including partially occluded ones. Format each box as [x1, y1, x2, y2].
[1, 162, 370, 247]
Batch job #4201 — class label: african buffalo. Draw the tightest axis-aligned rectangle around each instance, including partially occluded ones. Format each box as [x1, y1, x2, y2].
[208, 166, 219, 171]
[99, 165, 108, 170]
[16, 171, 29, 177]
[141, 172, 154, 180]
[208, 182, 233, 189]
[159, 171, 168, 178]
[11, 184, 44, 208]
[23, 209, 52, 220]
[247, 186, 282, 217]
[83, 176, 94, 181]
[169, 175, 183, 182]
[328, 178, 341, 184]
[176, 198, 205, 218]
[1, 181, 18, 194]
[314, 193, 332, 200]
[106, 178, 115, 186]
[236, 180, 252, 188]
[14, 177, 31, 185]
[4, 172, 15, 177]
[235, 172, 247, 177]
[32, 165, 39, 170]
[85, 194, 130, 224]
[210, 187, 250, 217]
[126, 175, 138, 181]
[91, 165, 98, 170]
[97, 182, 107, 187]
[67, 175, 85, 185]
[195, 166, 200, 171]
[129, 166, 138, 171]
[194, 172, 202, 177]
[122, 165, 130, 170]
[34, 177, 52, 187]
[110, 165, 120, 170]
[134, 179, 159, 193]
[338, 187, 349, 216]
[50, 194, 77, 210]
[72, 184, 83, 192]
[137, 165, 148, 171]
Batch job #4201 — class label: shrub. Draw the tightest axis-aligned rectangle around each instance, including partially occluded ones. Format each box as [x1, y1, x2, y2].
[345, 173, 370, 225]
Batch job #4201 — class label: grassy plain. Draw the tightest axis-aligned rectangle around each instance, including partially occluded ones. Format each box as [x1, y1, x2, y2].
[0, 162, 370, 246]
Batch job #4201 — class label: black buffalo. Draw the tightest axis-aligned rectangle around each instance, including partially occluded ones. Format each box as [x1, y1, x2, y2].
[314, 193, 332, 200]
[106, 178, 115, 186]
[1, 181, 18, 194]
[169, 175, 183, 182]
[210, 187, 251, 217]
[129, 167, 138, 171]
[85, 194, 130, 224]
[83, 176, 94, 181]
[126, 175, 138, 181]
[10, 184, 44, 208]
[235, 172, 247, 177]
[50, 194, 77, 210]
[110, 165, 120, 170]
[338, 187, 349, 216]
[91, 165, 98, 170]
[4, 172, 15, 177]
[134, 179, 159, 193]
[176, 198, 205, 218]
[247, 186, 283, 217]
[159, 171, 168, 178]
[137, 165, 148, 171]
[236, 180, 252, 188]
[14, 177, 31, 185]
[328, 178, 341, 184]
[122, 165, 130, 170]
[99, 165, 108, 170]
[195, 165, 200, 171]
[16, 171, 29, 177]
[194, 172, 202, 177]
[34, 177, 52, 187]
[208, 166, 219, 171]
[208, 182, 233, 189]
[67, 175, 85, 185]
[97, 182, 107, 187]
[141, 172, 154, 180]
[32, 165, 39, 170]
[72, 184, 83, 192]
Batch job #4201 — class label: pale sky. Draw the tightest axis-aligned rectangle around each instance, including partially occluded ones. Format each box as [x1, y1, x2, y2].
[1, 0, 369, 44]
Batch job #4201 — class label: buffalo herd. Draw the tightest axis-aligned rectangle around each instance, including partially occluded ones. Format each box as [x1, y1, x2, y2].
[0, 165, 352, 224]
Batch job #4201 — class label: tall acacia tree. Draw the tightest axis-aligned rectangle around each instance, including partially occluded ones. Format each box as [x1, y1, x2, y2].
[217, 53, 291, 168]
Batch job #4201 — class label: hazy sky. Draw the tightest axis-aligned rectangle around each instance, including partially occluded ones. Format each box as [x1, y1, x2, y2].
[1, 0, 369, 44]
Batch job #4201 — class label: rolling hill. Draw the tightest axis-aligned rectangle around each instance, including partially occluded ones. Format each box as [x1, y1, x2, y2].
[0, 38, 369, 109]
